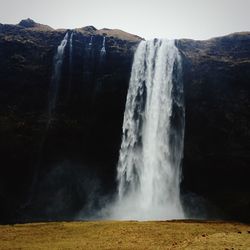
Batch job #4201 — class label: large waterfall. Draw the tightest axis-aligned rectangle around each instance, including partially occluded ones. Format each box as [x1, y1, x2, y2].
[48, 32, 69, 118]
[110, 39, 185, 220]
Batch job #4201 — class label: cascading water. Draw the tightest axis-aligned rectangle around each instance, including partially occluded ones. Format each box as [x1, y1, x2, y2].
[110, 39, 185, 220]
[24, 33, 69, 206]
[100, 36, 106, 57]
[96, 36, 106, 92]
[89, 36, 93, 47]
[48, 32, 69, 118]
[67, 32, 74, 100]
[69, 32, 74, 70]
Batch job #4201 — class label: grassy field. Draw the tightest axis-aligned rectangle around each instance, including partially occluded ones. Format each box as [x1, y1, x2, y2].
[0, 220, 249, 249]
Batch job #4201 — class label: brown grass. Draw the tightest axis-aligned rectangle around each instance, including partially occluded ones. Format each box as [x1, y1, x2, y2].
[0, 220, 249, 249]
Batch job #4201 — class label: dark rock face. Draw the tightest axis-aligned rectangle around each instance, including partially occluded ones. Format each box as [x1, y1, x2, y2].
[0, 21, 140, 223]
[0, 20, 249, 223]
[177, 33, 250, 221]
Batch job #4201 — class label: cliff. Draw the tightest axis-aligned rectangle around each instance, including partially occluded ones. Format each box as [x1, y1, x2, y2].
[0, 19, 249, 223]
[177, 34, 250, 220]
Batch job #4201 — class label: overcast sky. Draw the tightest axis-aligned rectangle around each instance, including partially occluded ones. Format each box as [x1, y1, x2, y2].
[0, 0, 250, 40]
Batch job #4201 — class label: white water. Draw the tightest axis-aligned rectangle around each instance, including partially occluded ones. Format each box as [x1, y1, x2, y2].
[49, 32, 69, 117]
[69, 32, 74, 68]
[109, 39, 185, 220]
[67, 32, 74, 100]
[100, 36, 106, 56]
[89, 36, 93, 47]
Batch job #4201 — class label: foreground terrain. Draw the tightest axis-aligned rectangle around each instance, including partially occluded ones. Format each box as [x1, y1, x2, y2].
[0, 220, 249, 249]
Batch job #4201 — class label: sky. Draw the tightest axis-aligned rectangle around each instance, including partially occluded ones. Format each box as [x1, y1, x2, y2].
[0, 0, 250, 40]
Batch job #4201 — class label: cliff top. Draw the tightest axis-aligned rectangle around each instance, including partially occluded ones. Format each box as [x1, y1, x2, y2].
[1, 19, 250, 45]
[0, 19, 142, 42]
[177, 31, 250, 62]
[76, 26, 142, 42]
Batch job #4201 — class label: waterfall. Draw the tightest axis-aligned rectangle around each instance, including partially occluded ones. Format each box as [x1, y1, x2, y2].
[48, 32, 69, 118]
[89, 36, 93, 47]
[100, 36, 106, 57]
[24, 33, 69, 206]
[69, 32, 74, 70]
[111, 39, 185, 220]
[67, 32, 74, 100]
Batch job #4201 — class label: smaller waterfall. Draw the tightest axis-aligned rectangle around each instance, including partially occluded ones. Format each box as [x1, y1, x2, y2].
[67, 32, 74, 100]
[89, 36, 93, 47]
[25, 32, 69, 210]
[100, 36, 106, 56]
[69, 32, 74, 68]
[49, 32, 69, 118]
[26, 32, 69, 206]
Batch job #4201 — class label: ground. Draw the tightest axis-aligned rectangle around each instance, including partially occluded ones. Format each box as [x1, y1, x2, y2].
[0, 220, 249, 249]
